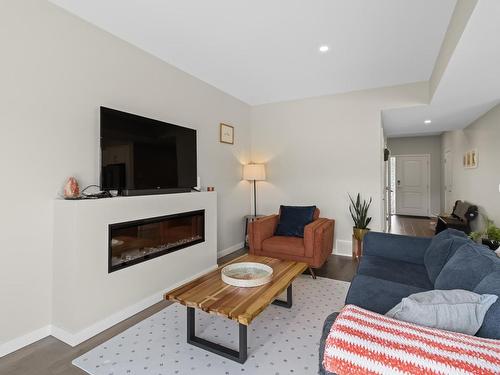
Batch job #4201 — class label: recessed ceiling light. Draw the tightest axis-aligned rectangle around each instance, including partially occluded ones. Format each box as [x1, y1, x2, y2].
[319, 45, 329, 53]
[424, 119, 432, 124]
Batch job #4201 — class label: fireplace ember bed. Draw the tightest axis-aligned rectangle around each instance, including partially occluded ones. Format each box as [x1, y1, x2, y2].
[108, 210, 204, 272]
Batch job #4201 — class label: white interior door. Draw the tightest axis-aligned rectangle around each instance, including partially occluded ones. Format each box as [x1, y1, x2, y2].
[444, 150, 453, 213]
[395, 155, 430, 217]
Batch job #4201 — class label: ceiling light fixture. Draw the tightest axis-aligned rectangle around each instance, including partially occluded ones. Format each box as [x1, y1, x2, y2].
[424, 119, 432, 124]
[319, 45, 329, 53]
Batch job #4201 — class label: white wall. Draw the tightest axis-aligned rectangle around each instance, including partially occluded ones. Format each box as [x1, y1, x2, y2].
[442, 103, 500, 227]
[0, 0, 251, 349]
[387, 135, 442, 215]
[52, 193, 217, 345]
[250, 83, 428, 253]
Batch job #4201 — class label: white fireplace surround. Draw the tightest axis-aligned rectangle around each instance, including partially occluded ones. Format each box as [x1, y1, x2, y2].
[51, 192, 217, 347]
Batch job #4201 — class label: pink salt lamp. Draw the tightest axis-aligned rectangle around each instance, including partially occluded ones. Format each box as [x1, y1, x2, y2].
[63, 177, 80, 199]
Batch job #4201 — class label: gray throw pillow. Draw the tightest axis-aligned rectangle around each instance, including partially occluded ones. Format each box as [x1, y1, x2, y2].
[386, 289, 498, 335]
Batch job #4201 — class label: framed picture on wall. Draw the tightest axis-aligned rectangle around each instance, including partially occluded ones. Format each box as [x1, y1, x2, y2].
[220, 123, 234, 144]
[470, 149, 478, 168]
[464, 149, 478, 169]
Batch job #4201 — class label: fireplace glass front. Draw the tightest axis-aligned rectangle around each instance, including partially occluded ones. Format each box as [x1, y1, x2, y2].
[109, 209, 204, 272]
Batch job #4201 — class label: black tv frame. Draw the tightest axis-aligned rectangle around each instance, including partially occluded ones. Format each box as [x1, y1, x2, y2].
[99, 107, 197, 196]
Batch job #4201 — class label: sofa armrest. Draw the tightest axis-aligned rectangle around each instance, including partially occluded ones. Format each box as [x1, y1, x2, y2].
[319, 312, 339, 375]
[248, 215, 278, 252]
[363, 231, 431, 265]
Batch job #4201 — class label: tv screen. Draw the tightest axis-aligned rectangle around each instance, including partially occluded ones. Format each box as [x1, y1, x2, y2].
[100, 107, 197, 195]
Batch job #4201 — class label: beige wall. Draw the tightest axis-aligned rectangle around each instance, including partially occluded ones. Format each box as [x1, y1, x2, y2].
[0, 0, 251, 348]
[442, 103, 500, 227]
[387, 135, 442, 215]
[250, 83, 428, 252]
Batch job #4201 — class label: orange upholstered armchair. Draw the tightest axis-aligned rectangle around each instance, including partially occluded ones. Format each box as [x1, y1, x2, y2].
[248, 208, 334, 278]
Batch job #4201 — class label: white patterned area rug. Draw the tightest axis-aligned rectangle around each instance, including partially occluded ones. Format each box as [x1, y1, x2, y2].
[73, 276, 349, 375]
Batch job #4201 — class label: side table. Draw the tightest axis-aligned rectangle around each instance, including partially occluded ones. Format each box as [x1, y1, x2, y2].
[244, 215, 265, 248]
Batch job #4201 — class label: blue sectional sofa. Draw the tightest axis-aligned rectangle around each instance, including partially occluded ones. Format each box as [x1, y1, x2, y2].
[319, 229, 500, 374]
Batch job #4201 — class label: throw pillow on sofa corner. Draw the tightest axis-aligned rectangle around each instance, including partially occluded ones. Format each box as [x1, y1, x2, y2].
[423, 229, 471, 284]
[275, 205, 316, 238]
[386, 289, 498, 335]
[434, 242, 500, 291]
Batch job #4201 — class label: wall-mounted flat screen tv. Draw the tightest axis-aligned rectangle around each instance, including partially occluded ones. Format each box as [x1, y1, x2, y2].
[100, 107, 197, 195]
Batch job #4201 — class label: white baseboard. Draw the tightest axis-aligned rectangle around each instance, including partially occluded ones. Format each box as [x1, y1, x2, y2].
[0, 325, 51, 358]
[334, 239, 353, 257]
[0, 265, 218, 357]
[217, 242, 244, 258]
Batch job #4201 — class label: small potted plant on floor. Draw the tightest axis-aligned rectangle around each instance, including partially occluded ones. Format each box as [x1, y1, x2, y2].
[349, 193, 372, 242]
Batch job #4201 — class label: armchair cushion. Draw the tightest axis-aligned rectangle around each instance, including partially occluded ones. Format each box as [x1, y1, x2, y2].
[248, 215, 278, 251]
[262, 236, 305, 257]
[275, 205, 316, 238]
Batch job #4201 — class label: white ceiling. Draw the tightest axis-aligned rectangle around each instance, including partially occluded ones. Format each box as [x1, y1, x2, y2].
[383, 0, 500, 137]
[49, 0, 455, 105]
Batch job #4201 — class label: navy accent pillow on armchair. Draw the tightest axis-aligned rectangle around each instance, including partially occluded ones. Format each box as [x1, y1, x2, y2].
[275, 205, 316, 238]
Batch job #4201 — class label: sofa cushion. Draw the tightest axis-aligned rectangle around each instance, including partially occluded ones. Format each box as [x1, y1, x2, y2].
[424, 228, 470, 284]
[345, 274, 430, 314]
[474, 271, 500, 339]
[435, 243, 500, 291]
[386, 289, 498, 335]
[275, 205, 316, 237]
[364, 232, 431, 265]
[357, 255, 433, 289]
[262, 236, 305, 256]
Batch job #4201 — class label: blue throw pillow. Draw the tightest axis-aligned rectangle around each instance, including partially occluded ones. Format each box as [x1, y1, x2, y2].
[275, 205, 316, 238]
[474, 271, 500, 339]
[435, 243, 500, 291]
[424, 229, 471, 284]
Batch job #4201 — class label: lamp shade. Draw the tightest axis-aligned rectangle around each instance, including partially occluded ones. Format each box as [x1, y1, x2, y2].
[243, 163, 266, 181]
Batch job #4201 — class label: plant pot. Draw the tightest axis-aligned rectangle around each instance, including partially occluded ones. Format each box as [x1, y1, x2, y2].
[482, 238, 500, 250]
[353, 227, 370, 241]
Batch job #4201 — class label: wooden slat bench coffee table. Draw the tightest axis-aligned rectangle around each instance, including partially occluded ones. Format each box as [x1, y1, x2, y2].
[165, 254, 308, 363]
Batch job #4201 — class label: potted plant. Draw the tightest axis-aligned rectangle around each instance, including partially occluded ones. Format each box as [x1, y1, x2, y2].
[469, 219, 500, 250]
[349, 193, 372, 241]
[483, 221, 500, 250]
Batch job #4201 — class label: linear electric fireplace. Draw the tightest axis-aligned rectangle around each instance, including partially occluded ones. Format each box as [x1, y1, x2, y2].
[108, 209, 205, 272]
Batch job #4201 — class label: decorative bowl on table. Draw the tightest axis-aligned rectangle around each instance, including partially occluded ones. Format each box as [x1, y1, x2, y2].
[221, 262, 273, 287]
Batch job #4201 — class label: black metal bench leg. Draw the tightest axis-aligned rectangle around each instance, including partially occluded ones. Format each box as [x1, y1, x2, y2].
[272, 284, 293, 308]
[186, 307, 248, 363]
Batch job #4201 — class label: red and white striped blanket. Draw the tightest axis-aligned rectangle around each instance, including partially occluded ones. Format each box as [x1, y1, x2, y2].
[323, 305, 500, 375]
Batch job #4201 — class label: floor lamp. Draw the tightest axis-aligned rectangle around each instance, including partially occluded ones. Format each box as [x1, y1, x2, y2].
[243, 163, 266, 217]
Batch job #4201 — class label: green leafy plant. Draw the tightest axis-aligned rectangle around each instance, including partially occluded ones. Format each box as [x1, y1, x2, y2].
[348, 193, 372, 229]
[486, 221, 500, 242]
[469, 219, 500, 242]
[469, 231, 483, 242]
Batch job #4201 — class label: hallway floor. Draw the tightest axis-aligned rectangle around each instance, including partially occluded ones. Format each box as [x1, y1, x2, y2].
[389, 215, 436, 237]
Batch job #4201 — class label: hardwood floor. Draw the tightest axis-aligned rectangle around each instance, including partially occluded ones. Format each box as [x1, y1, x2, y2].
[389, 215, 436, 237]
[0, 250, 356, 375]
